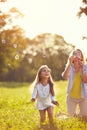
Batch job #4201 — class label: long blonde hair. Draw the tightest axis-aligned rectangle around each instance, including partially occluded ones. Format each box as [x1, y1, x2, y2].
[32, 65, 54, 88]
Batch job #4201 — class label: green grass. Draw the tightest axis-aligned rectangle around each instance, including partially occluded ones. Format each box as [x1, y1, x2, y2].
[0, 81, 87, 130]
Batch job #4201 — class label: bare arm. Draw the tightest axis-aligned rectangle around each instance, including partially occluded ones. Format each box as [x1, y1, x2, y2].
[31, 87, 37, 102]
[62, 64, 71, 79]
[62, 56, 73, 79]
[50, 84, 59, 106]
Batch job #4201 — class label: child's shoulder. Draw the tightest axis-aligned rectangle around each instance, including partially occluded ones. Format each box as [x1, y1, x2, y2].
[35, 83, 41, 88]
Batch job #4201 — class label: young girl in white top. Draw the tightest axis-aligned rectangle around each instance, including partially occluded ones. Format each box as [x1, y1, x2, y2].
[31, 65, 59, 128]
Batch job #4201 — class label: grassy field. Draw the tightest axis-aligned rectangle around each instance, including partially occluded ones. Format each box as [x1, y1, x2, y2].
[0, 81, 87, 130]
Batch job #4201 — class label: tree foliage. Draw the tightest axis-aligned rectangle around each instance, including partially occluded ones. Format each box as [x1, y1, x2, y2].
[0, 6, 29, 80]
[77, 0, 87, 17]
[17, 33, 74, 82]
[0, 1, 75, 82]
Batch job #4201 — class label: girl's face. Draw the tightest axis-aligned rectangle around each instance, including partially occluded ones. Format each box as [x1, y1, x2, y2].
[40, 67, 50, 79]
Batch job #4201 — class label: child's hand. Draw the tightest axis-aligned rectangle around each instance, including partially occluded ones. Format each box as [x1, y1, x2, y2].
[31, 98, 35, 102]
[52, 100, 59, 106]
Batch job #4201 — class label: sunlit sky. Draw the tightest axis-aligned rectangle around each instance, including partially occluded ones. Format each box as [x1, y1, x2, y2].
[0, 0, 87, 56]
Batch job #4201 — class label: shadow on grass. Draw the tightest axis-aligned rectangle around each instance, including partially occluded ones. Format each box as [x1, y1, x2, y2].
[33, 123, 59, 130]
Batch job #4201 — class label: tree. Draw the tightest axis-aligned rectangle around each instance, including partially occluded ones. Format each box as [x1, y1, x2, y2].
[77, 0, 87, 41]
[77, 0, 87, 17]
[0, 2, 75, 82]
[21, 33, 74, 81]
[0, 6, 29, 80]
[0, 0, 7, 2]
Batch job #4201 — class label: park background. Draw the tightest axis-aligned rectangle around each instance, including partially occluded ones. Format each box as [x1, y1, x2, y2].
[0, 0, 87, 130]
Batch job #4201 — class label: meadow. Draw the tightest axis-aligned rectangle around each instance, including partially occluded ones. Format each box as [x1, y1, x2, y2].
[0, 81, 87, 130]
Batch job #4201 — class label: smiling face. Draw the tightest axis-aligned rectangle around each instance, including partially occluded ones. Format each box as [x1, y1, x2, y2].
[73, 49, 82, 59]
[72, 49, 83, 68]
[39, 67, 50, 79]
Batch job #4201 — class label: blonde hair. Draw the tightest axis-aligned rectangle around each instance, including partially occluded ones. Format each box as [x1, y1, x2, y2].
[32, 65, 54, 88]
[69, 48, 84, 61]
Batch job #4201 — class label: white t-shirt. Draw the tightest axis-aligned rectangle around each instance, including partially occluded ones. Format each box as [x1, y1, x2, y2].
[32, 83, 53, 110]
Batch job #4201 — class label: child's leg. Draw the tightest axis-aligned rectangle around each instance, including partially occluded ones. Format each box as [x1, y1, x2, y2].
[39, 109, 46, 125]
[47, 106, 54, 124]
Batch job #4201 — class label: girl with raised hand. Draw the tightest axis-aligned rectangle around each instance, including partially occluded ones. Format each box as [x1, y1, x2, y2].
[31, 65, 59, 129]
